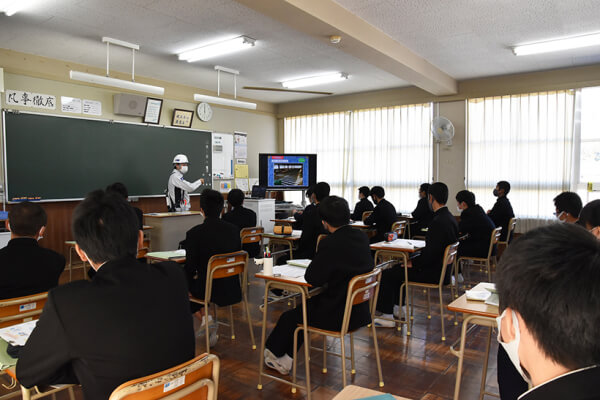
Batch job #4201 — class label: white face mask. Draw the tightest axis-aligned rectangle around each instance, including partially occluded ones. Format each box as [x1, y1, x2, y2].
[179, 165, 188, 174]
[457, 206, 462, 213]
[496, 309, 533, 386]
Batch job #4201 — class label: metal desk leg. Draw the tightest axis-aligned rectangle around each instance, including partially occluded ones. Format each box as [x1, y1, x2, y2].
[479, 326, 493, 400]
[257, 282, 271, 390]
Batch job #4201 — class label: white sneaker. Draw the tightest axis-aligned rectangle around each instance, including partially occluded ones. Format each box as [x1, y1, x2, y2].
[264, 349, 291, 375]
[208, 325, 219, 347]
[393, 305, 405, 319]
[458, 273, 465, 283]
[199, 315, 214, 329]
[451, 275, 456, 286]
[373, 315, 396, 328]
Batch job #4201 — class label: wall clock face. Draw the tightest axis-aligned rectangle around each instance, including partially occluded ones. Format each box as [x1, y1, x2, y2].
[197, 102, 213, 122]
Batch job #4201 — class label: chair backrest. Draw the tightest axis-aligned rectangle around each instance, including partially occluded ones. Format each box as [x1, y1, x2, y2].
[109, 353, 220, 400]
[391, 220, 407, 238]
[438, 242, 460, 286]
[487, 227, 502, 258]
[340, 268, 382, 334]
[0, 292, 48, 328]
[240, 226, 263, 245]
[205, 251, 248, 302]
[315, 234, 328, 253]
[361, 211, 372, 222]
[505, 218, 517, 243]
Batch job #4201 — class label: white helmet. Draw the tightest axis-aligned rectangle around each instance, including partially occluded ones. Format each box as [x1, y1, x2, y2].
[173, 154, 189, 164]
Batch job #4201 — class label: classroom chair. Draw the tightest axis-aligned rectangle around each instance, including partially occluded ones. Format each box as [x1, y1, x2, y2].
[189, 251, 256, 353]
[361, 211, 372, 222]
[498, 218, 517, 248]
[391, 220, 407, 238]
[457, 227, 502, 285]
[0, 292, 77, 400]
[109, 353, 220, 400]
[291, 268, 384, 389]
[315, 234, 328, 253]
[240, 226, 264, 257]
[400, 242, 460, 341]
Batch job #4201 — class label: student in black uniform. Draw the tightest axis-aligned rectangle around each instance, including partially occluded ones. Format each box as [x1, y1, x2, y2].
[223, 188, 259, 257]
[488, 181, 514, 242]
[292, 185, 314, 230]
[496, 224, 600, 400]
[183, 189, 241, 344]
[106, 182, 143, 230]
[579, 199, 600, 239]
[0, 202, 65, 300]
[264, 196, 373, 375]
[411, 183, 434, 236]
[553, 191, 582, 224]
[16, 190, 194, 400]
[364, 186, 397, 243]
[294, 182, 330, 259]
[456, 190, 496, 258]
[375, 182, 458, 326]
[351, 186, 374, 221]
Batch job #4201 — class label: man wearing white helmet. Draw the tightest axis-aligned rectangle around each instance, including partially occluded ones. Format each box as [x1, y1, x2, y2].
[167, 154, 204, 212]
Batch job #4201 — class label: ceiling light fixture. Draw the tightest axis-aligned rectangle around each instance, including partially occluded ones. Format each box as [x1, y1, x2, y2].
[70, 37, 164, 96]
[178, 36, 256, 63]
[1, 0, 35, 16]
[513, 32, 600, 56]
[282, 72, 349, 88]
[194, 66, 257, 110]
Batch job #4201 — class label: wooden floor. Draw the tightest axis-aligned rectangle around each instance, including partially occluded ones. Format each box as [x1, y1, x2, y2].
[1, 263, 499, 400]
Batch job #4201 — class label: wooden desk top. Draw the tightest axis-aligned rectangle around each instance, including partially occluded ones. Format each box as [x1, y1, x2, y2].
[350, 221, 371, 229]
[332, 385, 410, 400]
[145, 250, 186, 264]
[142, 225, 154, 230]
[271, 218, 295, 223]
[447, 283, 499, 318]
[255, 265, 311, 287]
[143, 211, 203, 218]
[370, 239, 425, 253]
[263, 231, 302, 241]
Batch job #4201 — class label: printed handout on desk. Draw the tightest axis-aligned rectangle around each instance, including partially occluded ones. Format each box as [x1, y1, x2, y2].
[273, 265, 306, 278]
[147, 249, 186, 259]
[376, 239, 425, 249]
[0, 320, 38, 346]
[291, 230, 302, 237]
[287, 259, 311, 268]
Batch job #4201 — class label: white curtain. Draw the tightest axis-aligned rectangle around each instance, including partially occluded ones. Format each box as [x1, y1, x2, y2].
[284, 104, 432, 212]
[466, 90, 575, 232]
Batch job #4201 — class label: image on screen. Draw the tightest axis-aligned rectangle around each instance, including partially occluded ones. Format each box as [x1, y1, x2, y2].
[267, 155, 309, 187]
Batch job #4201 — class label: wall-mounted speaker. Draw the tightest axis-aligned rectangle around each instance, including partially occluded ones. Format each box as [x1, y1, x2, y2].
[113, 93, 146, 116]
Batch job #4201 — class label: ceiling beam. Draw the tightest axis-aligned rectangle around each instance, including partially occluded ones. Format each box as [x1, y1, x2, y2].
[235, 0, 457, 96]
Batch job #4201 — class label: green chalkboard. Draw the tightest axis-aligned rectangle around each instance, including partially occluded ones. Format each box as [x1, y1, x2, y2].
[2, 111, 212, 201]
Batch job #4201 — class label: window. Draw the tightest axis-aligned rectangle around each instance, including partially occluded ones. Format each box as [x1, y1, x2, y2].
[466, 91, 575, 231]
[579, 87, 600, 183]
[284, 104, 432, 212]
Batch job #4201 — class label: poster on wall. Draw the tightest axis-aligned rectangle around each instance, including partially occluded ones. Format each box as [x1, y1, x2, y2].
[212, 133, 234, 179]
[61, 96, 82, 113]
[83, 99, 102, 116]
[234, 131, 247, 159]
[6, 90, 56, 110]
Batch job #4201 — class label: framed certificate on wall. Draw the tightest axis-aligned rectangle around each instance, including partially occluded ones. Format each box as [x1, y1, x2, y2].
[143, 97, 163, 124]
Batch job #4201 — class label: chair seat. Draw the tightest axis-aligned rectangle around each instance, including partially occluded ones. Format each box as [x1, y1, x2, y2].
[296, 324, 361, 336]
[406, 281, 439, 289]
[457, 256, 488, 262]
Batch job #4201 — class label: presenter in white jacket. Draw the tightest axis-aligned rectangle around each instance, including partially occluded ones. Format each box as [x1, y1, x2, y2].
[167, 154, 204, 211]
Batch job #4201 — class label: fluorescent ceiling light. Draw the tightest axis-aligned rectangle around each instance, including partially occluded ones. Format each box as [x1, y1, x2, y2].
[282, 73, 349, 88]
[178, 36, 256, 62]
[1, 0, 36, 16]
[513, 32, 600, 56]
[70, 71, 164, 96]
[194, 94, 256, 110]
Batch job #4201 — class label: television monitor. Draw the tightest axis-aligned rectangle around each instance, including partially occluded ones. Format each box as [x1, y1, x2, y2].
[258, 154, 317, 190]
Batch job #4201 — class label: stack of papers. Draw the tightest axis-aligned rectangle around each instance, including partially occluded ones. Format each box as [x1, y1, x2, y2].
[287, 259, 311, 268]
[0, 320, 38, 346]
[272, 265, 306, 278]
[291, 230, 302, 237]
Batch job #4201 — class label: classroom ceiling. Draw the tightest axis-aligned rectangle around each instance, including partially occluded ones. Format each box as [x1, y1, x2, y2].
[0, 0, 599, 104]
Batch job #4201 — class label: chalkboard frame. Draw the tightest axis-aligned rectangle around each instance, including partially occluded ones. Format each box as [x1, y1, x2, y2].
[2, 110, 212, 203]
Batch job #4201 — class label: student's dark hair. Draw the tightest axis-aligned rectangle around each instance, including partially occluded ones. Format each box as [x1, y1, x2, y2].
[370, 186, 385, 198]
[306, 185, 314, 198]
[358, 186, 370, 197]
[497, 181, 511, 195]
[106, 182, 129, 199]
[579, 199, 600, 228]
[313, 182, 330, 202]
[227, 189, 245, 208]
[419, 183, 431, 194]
[553, 191, 583, 217]
[496, 224, 600, 369]
[319, 196, 350, 228]
[72, 190, 139, 263]
[429, 182, 448, 205]
[200, 189, 224, 218]
[455, 190, 476, 207]
[8, 202, 47, 236]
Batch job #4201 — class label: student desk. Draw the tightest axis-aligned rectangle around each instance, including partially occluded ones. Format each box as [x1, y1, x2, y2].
[143, 212, 204, 251]
[370, 239, 425, 334]
[255, 267, 320, 400]
[145, 250, 186, 264]
[263, 231, 301, 259]
[447, 282, 499, 400]
[349, 221, 370, 229]
[271, 217, 295, 225]
[332, 384, 410, 400]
